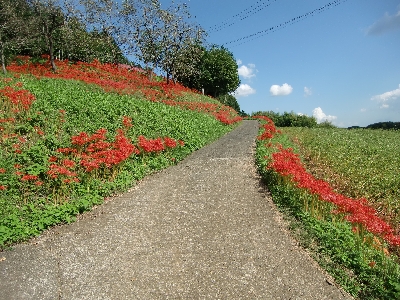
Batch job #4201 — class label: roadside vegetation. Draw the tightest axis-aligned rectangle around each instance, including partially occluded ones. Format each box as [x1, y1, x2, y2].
[254, 115, 400, 299]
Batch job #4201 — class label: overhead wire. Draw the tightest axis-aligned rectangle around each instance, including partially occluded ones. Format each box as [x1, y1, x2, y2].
[208, 0, 279, 33]
[222, 0, 348, 48]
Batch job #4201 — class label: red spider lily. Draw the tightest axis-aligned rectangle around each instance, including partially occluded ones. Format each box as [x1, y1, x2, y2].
[57, 147, 77, 154]
[0, 86, 36, 111]
[86, 140, 111, 152]
[47, 164, 78, 182]
[21, 174, 39, 181]
[253, 115, 277, 140]
[62, 159, 75, 168]
[89, 128, 107, 142]
[34, 181, 43, 186]
[7, 58, 242, 125]
[49, 156, 58, 162]
[63, 178, 80, 184]
[258, 116, 400, 247]
[0, 118, 15, 123]
[0, 168, 5, 173]
[269, 144, 400, 247]
[163, 137, 177, 148]
[138, 136, 164, 153]
[122, 116, 133, 129]
[69, 128, 139, 172]
[71, 132, 90, 146]
[34, 126, 44, 135]
[0, 185, 6, 190]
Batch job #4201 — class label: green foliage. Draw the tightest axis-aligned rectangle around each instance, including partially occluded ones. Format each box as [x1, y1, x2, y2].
[252, 110, 318, 128]
[366, 121, 400, 130]
[179, 45, 240, 97]
[216, 94, 241, 113]
[317, 120, 337, 128]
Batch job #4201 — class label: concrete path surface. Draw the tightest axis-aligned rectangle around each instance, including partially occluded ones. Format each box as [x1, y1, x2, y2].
[0, 120, 352, 299]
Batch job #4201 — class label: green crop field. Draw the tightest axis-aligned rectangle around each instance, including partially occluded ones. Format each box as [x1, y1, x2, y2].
[282, 127, 400, 231]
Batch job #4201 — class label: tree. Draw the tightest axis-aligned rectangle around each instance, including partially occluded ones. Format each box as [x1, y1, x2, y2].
[177, 45, 240, 97]
[200, 46, 240, 97]
[78, 0, 124, 64]
[217, 94, 241, 113]
[0, 0, 32, 74]
[120, 0, 164, 78]
[120, 0, 205, 82]
[159, 2, 205, 83]
[28, 0, 66, 72]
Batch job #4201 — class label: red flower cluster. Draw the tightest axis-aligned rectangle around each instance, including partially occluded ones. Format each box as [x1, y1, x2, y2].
[122, 116, 133, 129]
[253, 116, 278, 140]
[7, 58, 242, 125]
[67, 128, 139, 172]
[162, 100, 242, 125]
[47, 163, 79, 183]
[138, 136, 181, 153]
[7, 59, 191, 103]
[262, 122, 400, 247]
[17, 173, 43, 186]
[0, 85, 36, 111]
[0, 168, 6, 190]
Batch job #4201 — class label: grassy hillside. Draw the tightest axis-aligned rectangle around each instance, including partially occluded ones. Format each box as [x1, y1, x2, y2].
[0, 58, 241, 248]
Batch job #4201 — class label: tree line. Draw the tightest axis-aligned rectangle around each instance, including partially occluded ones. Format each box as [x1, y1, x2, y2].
[0, 0, 241, 110]
[251, 111, 337, 128]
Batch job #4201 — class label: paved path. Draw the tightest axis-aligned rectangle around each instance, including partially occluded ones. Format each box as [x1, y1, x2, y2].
[0, 120, 352, 299]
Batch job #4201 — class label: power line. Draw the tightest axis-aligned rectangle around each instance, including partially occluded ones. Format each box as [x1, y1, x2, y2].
[222, 0, 348, 48]
[208, 0, 278, 33]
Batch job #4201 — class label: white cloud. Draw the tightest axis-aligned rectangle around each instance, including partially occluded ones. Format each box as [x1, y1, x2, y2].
[270, 83, 293, 96]
[233, 84, 256, 97]
[360, 108, 367, 112]
[237, 59, 242, 66]
[304, 86, 312, 97]
[312, 107, 337, 123]
[371, 84, 400, 109]
[366, 9, 400, 35]
[238, 64, 256, 79]
[381, 103, 389, 109]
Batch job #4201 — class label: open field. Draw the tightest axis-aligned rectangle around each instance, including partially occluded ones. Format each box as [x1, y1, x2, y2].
[282, 127, 400, 233]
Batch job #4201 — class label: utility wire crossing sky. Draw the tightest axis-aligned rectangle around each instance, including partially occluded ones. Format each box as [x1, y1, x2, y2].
[165, 0, 400, 127]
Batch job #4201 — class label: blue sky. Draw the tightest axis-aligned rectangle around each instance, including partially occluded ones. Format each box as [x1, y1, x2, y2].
[160, 0, 400, 127]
